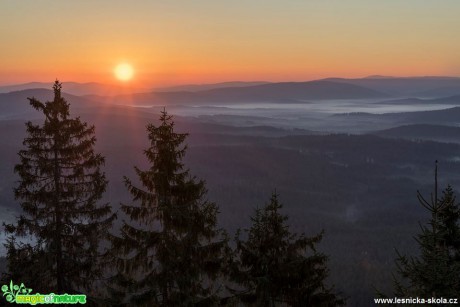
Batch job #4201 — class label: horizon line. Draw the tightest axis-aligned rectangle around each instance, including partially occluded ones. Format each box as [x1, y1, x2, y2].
[2, 74, 460, 88]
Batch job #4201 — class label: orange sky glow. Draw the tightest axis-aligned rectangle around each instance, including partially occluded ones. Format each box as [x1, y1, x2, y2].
[1, 1, 459, 87]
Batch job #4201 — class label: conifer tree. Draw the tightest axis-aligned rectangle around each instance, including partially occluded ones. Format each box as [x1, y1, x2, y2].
[3, 81, 115, 294]
[393, 163, 460, 297]
[231, 193, 344, 306]
[438, 185, 460, 263]
[109, 110, 227, 306]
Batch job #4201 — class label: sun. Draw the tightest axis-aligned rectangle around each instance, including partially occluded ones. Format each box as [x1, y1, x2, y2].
[114, 63, 134, 81]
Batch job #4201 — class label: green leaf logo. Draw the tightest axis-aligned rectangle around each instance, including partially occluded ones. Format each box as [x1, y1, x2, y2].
[1, 280, 33, 303]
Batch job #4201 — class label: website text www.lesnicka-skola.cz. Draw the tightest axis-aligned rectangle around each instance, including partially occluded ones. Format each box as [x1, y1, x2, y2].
[374, 297, 458, 304]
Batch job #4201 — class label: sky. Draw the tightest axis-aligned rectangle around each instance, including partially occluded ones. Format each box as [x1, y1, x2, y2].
[1, 0, 460, 87]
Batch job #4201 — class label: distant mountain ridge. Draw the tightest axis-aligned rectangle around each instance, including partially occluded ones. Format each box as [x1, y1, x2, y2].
[372, 124, 460, 143]
[104, 80, 389, 105]
[0, 82, 148, 96]
[154, 81, 271, 92]
[335, 105, 460, 128]
[6, 79, 460, 109]
[0, 89, 101, 118]
[323, 76, 460, 97]
[3, 76, 460, 107]
[377, 95, 460, 105]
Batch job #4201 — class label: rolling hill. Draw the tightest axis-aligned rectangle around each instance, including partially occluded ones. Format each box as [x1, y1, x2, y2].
[154, 81, 270, 92]
[0, 82, 147, 96]
[105, 80, 389, 105]
[372, 124, 460, 143]
[324, 76, 460, 97]
[0, 89, 103, 118]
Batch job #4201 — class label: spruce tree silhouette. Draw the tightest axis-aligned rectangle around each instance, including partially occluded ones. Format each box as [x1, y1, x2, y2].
[109, 109, 228, 306]
[393, 161, 460, 298]
[231, 192, 344, 306]
[4, 81, 115, 295]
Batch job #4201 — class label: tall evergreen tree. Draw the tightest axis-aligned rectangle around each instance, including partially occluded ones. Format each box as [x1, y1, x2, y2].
[393, 162, 460, 297]
[438, 185, 460, 264]
[3, 81, 115, 294]
[109, 110, 227, 306]
[230, 193, 344, 306]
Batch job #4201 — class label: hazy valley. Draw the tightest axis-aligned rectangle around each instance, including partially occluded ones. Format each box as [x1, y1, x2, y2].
[2, 76, 460, 305]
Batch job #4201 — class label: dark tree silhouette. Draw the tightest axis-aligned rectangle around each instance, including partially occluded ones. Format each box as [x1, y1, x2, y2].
[230, 193, 344, 306]
[3, 81, 115, 294]
[393, 162, 460, 297]
[109, 110, 228, 306]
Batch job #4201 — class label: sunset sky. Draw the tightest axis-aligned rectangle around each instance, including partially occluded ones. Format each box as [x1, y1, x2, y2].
[1, 1, 460, 87]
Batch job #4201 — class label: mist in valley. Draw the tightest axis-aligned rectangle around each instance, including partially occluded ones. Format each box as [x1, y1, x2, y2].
[1, 77, 460, 305]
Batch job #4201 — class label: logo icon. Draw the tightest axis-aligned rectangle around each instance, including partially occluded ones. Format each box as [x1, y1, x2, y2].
[2, 280, 33, 303]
